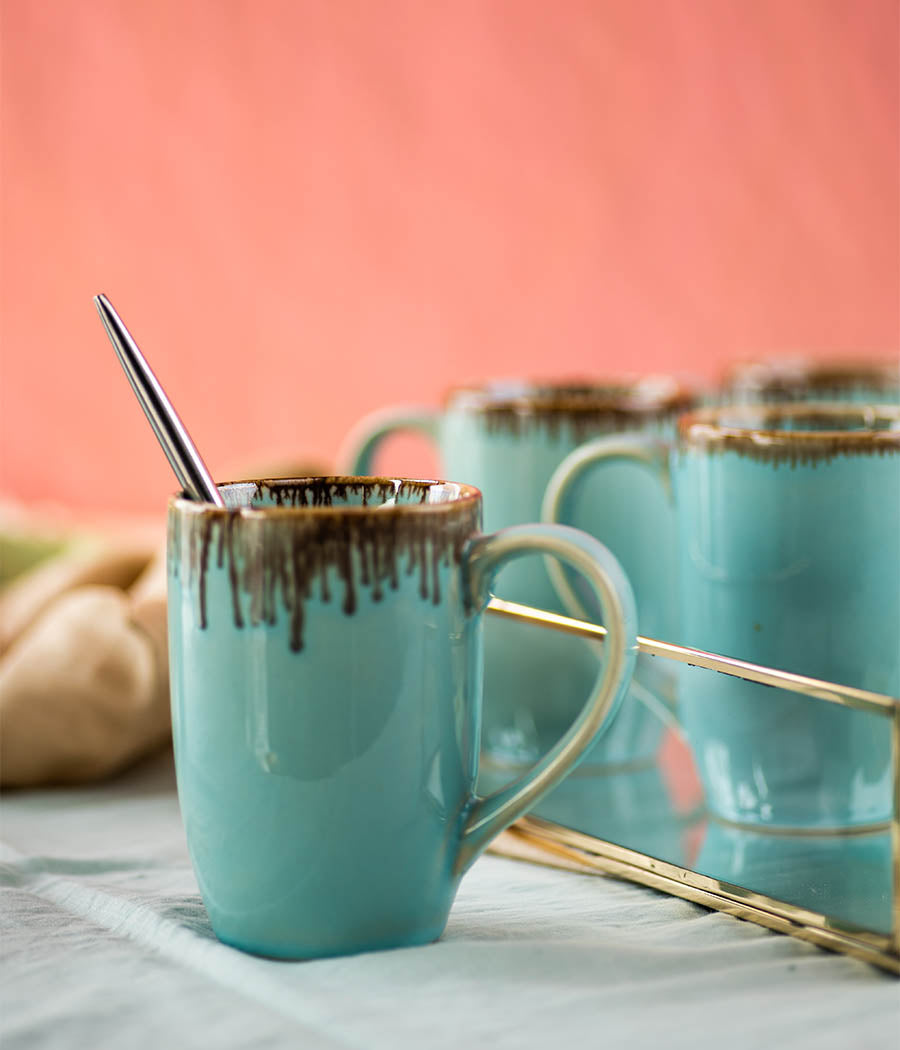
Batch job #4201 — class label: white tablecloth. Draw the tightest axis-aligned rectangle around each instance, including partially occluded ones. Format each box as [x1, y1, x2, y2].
[2, 751, 897, 1049]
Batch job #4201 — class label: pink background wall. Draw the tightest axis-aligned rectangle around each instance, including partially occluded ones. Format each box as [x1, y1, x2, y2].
[2, 0, 898, 513]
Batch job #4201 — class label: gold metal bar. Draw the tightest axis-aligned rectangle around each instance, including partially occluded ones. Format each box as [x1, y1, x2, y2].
[487, 597, 900, 971]
[515, 815, 893, 949]
[499, 823, 900, 975]
[486, 598, 900, 715]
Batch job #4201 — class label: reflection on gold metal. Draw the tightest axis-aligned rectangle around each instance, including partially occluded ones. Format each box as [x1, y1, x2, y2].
[497, 819, 899, 975]
[485, 596, 900, 974]
[486, 598, 898, 715]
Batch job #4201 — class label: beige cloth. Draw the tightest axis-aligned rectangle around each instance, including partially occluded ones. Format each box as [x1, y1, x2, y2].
[0, 459, 326, 787]
[1, 529, 168, 786]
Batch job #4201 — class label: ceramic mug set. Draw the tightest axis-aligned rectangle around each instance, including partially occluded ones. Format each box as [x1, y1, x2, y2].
[343, 371, 900, 827]
[168, 360, 900, 960]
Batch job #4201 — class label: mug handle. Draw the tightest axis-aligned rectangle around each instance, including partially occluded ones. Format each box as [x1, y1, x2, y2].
[540, 435, 677, 731]
[454, 523, 638, 874]
[338, 405, 441, 474]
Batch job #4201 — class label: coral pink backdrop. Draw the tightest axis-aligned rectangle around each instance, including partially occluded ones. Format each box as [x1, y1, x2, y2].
[2, 0, 898, 512]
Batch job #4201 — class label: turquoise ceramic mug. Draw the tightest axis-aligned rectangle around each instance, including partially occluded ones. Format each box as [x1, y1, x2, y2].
[544, 404, 900, 829]
[168, 476, 637, 958]
[342, 379, 694, 768]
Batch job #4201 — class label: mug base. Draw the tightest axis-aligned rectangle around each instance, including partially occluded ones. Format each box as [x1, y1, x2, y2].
[212, 920, 448, 960]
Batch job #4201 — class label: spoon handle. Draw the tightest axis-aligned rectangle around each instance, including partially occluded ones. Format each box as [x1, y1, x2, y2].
[94, 294, 226, 507]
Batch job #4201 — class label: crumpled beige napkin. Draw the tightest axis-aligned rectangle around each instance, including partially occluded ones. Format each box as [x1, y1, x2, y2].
[0, 459, 326, 788]
[0, 520, 168, 787]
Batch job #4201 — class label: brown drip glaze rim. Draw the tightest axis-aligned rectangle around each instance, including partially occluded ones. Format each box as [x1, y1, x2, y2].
[168, 478, 483, 652]
[445, 377, 697, 418]
[725, 358, 900, 392]
[679, 404, 900, 462]
[170, 476, 482, 516]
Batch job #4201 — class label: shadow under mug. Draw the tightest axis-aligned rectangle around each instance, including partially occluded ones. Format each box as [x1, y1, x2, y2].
[544, 404, 900, 830]
[167, 477, 637, 959]
[341, 378, 694, 769]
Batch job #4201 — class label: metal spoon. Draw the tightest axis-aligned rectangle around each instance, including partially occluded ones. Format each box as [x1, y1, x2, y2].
[94, 293, 226, 507]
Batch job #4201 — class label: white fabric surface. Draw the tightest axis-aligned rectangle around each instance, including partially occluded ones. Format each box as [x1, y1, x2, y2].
[2, 751, 897, 1050]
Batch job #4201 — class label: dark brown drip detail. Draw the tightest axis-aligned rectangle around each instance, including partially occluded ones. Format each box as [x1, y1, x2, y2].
[254, 478, 437, 508]
[225, 514, 244, 629]
[480, 399, 695, 443]
[175, 479, 480, 653]
[744, 380, 900, 401]
[680, 409, 900, 466]
[198, 519, 213, 629]
[449, 386, 696, 443]
[727, 360, 900, 399]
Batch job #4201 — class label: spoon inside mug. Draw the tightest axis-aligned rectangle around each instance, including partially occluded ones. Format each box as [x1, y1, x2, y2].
[94, 293, 226, 507]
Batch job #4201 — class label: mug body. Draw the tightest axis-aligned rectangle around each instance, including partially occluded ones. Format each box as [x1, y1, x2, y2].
[441, 379, 692, 766]
[168, 478, 483, 958]
[675, 405, 900, 828]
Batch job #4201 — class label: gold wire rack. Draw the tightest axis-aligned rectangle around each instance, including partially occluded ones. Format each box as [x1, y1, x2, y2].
[486, 598, 900, 975]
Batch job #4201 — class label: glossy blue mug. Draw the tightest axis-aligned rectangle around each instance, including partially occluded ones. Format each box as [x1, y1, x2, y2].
[168, 477, 637, 958]
[545, 404, 900, 829]
[342, 379, 693, 769]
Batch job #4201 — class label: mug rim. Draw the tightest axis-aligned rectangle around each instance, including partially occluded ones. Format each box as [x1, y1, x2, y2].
[723, 356, 900, 392]
[444, 375, 696, 417]
[169, 476, 483, 516]
[679, 402, 900, 456]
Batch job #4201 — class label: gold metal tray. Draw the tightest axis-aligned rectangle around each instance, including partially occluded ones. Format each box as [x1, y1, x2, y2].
[485, 599, 900, 975]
